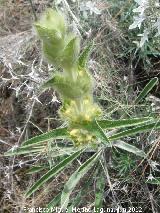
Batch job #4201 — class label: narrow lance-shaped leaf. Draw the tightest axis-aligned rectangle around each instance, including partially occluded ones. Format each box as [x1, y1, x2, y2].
[98, 117, 153, 129]
[135, 77, 158, 104]
[94, 138, 146, 157]
[78, 42, 93, 68]
[94, 119, 110, 143]
[47, 193, 61, 210]
[22, 127, 68, 146]
[61, 150, 101, 209]
[49, 147, 80, 158]
[4, 145, 45, 156]
[26, 149, 82, 198]
[112, 140, 146, 157]
[146, 178, 160, 185]
[95, 175, 105, 212]
[108, 120, 160, 141]
[68, 164, 99, 213]
[77, 117, 153, 134]
[27, 165, 49, 174]
[67, 193, 82, 213]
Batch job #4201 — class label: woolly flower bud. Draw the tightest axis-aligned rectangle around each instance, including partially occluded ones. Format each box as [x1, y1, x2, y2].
[60, 98, 102, 124]
[34, 9, 65, 63]
[69, 128, 96, 146]
[34, 9, 80, 69]
[35, 9, 66, 38]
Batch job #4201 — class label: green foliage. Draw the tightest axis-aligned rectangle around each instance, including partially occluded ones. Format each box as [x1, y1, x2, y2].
[35, 9, 101, 140]
[112, 140, 146, 157]
[108, 120, 160, 141]
[98, 117, 154, 128]
[61, 36, 80, 70]
[4, 144, 46, 156]
[27, 165, 49, 174]
[35, 9, 80, 70]
[47, 193, 61, 211]
[108, 0, 160, 68]
[61, 151, 101, 209]
[26, 150, 82, 198]
[147, 177, 160, 185]
[113, 152, 136, 177]
[43, 73, 92, 100]
[22, 127, 68, 146]
[78, 42, 94, 68]
[94, 175, 105, 211]
[135, 77, 159, 104]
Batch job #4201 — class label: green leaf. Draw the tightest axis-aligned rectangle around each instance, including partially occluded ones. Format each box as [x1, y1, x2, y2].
[61, 37, 80, 69]
[26, 150, 82, 198]
[49, 147, 80, 158]
[135, 77, 158, 104]
[61, 151, 101, 209]
[76, 118, 153, 144]
[43, 74, 92, 99]
[35, 9, 66, 35]
[108, 120, 160, 141]
[95, 175, 105, 212]
[75, 120, 110, 143]
[34, 9, 66, 66]
[67, 164, 98, 213]
[112, 140, 146, 157]
[146, 178, 160, 185]
[47, 193, 61, 210]
[67, 191, 83, 213]
[67, 162, 99, 213]
[78, 42, 93, 68]
[4, 145, 45, 156]
[22, 127, 68, 146]
[35, 25, 62, 47]
[94, 120, 110, 143]
[98, 117, 153, 129]
[43, 41, 64, 66]
[27, 165, 49, 174]
[76, 117, 153, 134]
